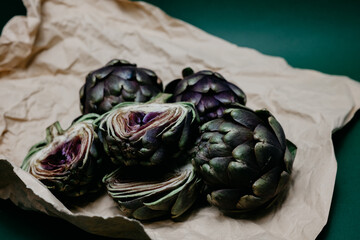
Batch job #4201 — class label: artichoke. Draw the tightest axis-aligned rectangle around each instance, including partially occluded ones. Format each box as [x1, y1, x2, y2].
[80, 59, 163, 114]
[21, 114, 104, 198]
[96, 95, 199, 167]
[165, 68, 246, 124]
[191, 105, 296, 214]
[103, 164, 203, 220]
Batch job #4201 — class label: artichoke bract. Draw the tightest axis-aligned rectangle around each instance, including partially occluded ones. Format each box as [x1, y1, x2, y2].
[191, 105, 297, 214]
[96, 96, 199, 167]
[80, 59, 163, 114]
[165, 68, 246, 124]
[103, 164, 203, 220]
[21, 114, 104, 198]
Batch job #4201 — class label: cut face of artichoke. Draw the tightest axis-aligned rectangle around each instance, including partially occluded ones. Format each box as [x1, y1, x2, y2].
[22, 115, 104, 198]
[25, 123, 93, 179]
[98, 101, 199, 166]
[103, 164, 203, 220]
[40, 136, 82, 170]
[104, 104, 183, 141]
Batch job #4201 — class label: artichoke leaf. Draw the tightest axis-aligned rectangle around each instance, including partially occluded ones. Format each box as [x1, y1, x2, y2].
[236, 194, 267, 211]
[284, 140, 297, 173]
[274, 171, 291, 196]
[223, 125, 253, 148]
[228, 160, 258, 188]
[132, 206, 168, 221]
[254, 142, 283, 169]
[229, 107, 261, 130]
[268, 116, 286, 150]
[171, 177, 203, 218]
[208, 157, 233, 185]
[252, 167, 282, 198]
[232, 144, 257, 167]
[253, 123, 282, 149]
[173, 78, 189, 95]
[218, 121, 241, 134]
[200, 118, 224, 133]
[207, 188, 244, 211]
[144, 170, 194, 211]
[186, 74, 204, 87]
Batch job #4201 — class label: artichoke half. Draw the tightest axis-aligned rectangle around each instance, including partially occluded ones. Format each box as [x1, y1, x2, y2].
[103, 164, 203, 220]
[191, 105, 297, 214]
[97, 99, 199, 167]
[80, 59, 163, 114]
[165, 68, 247, 124]
[21, 114, 104, 198]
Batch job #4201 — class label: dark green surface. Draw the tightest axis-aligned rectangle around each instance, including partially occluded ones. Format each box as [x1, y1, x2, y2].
[0, 0, 359, 239]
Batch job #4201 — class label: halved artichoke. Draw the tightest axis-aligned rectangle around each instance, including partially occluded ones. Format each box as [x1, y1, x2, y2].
[96, 97, 199, 167]
[21, 114, 104, 198]
[191, 105, 297, 214]
[103, 164, 203, 220]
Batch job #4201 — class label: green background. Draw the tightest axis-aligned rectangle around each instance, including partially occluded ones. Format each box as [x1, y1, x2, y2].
[0, 0, 359, 239]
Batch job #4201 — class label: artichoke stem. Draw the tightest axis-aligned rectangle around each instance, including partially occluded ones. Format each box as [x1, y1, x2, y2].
[182, 67, 194, 77]
[46, 121, 64, 143]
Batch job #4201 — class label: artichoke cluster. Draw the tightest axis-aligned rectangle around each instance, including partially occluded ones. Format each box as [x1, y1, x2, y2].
[22, 59, 296, 221]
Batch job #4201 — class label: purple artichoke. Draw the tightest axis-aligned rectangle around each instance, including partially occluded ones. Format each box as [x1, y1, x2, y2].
[165, 68, 246, 124]
[80, 59, 163, 114]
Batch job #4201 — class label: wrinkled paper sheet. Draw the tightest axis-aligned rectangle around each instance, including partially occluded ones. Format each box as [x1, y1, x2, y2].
[0, 0, 359, 239]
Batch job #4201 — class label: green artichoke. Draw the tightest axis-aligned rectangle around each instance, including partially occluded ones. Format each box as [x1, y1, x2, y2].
[80, 59, 163, 114]
[21, 114, 104, 198]
[96, 95, 199, 167]
[103, 164, 203, 220]
[191, 105, 296, 213]
[165, 68, 246, 124]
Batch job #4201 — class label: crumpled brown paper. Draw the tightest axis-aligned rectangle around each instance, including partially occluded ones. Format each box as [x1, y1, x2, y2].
[1, 0, 359, 239]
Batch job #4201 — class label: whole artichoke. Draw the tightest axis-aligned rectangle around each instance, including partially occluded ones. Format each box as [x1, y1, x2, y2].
[80, 59, 163, 114]
[165, 68, 246, 124]
[96, 95, 199, 167]
[21, 114, 104, 198]
[191, 105, 296, 213]
[103, 164, 203, 220]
